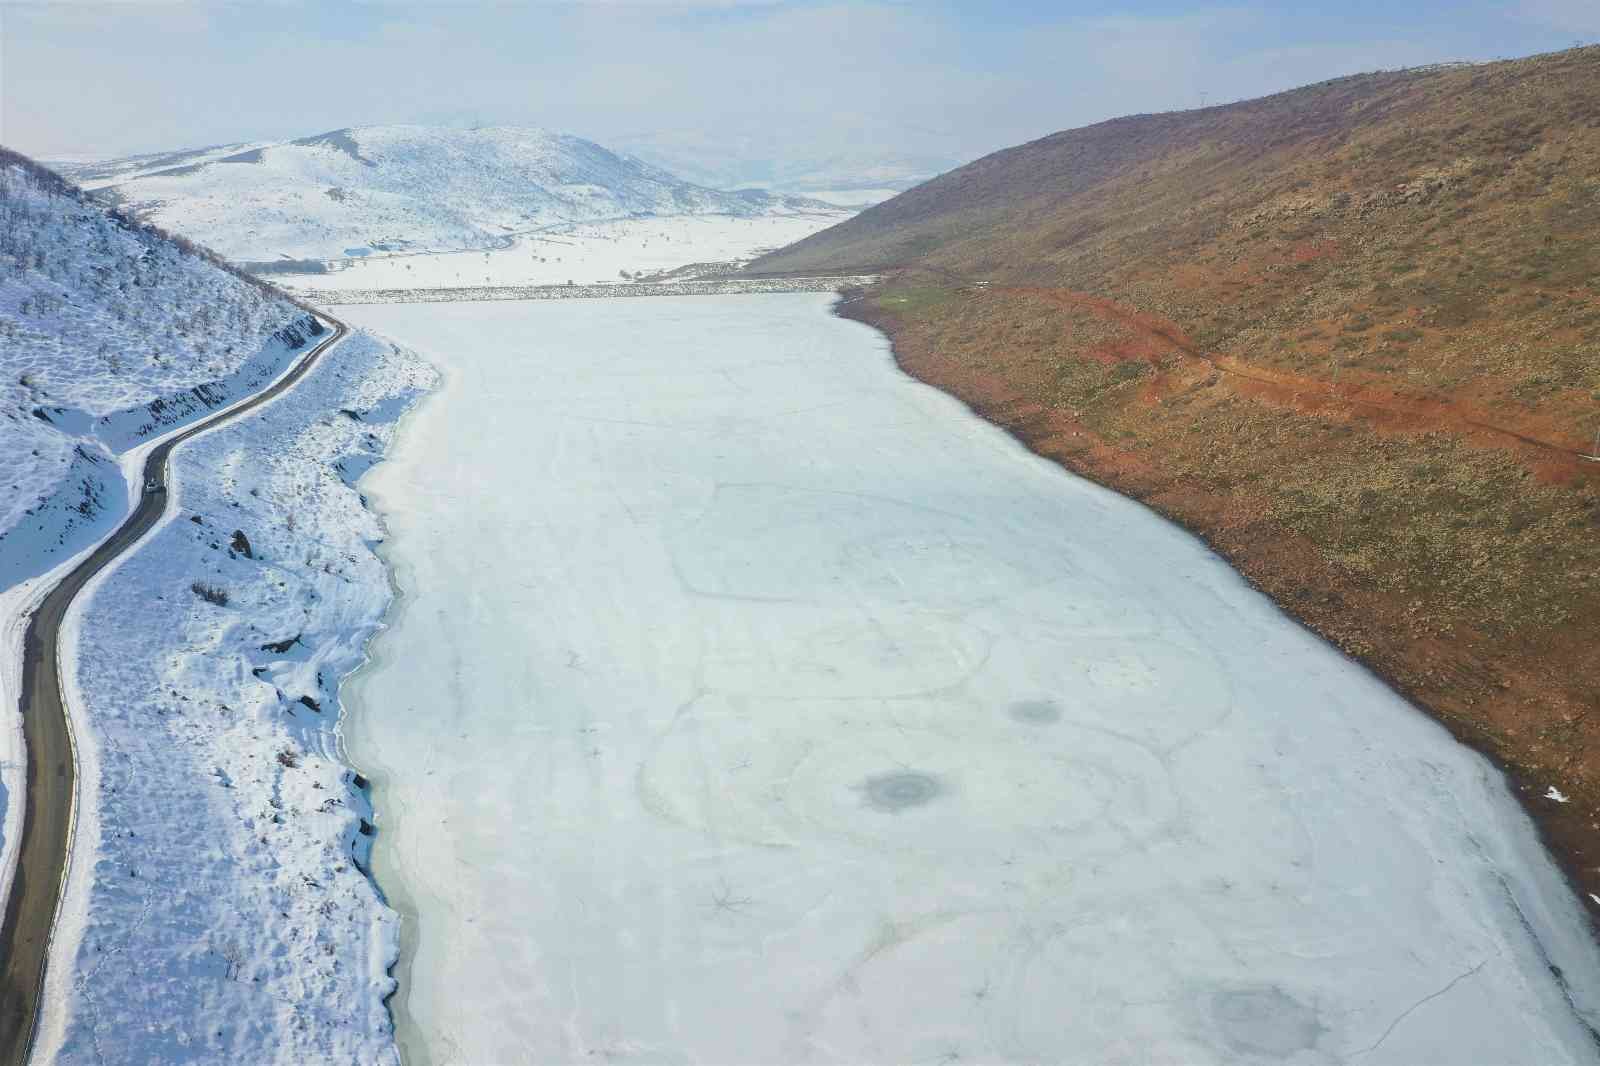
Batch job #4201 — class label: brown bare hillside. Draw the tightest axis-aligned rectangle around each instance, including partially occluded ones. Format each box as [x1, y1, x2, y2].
[753, 48, 1600, 906]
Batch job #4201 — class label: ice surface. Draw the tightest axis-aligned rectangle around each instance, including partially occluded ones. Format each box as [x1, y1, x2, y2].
[342, 294, 1600, 1065]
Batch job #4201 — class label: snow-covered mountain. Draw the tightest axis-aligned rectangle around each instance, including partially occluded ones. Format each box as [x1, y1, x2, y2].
[64, 126, 835, 265]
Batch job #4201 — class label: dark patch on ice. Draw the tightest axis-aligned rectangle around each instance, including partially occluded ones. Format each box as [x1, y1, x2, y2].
[1009, 698, 1062, 724]
[861, 771, 943, 812]
[1211, 987, 1324, 1057]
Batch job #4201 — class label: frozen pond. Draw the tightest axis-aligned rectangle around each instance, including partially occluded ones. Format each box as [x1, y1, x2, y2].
[341, 294, 1600, 1065]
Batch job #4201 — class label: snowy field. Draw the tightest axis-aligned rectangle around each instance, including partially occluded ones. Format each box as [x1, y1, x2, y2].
[274, 212, 849, 295]
[343, 294, 1600, 1065]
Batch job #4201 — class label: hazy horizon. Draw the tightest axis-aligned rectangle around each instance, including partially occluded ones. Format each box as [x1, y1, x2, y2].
[5, 1, 1597, 184]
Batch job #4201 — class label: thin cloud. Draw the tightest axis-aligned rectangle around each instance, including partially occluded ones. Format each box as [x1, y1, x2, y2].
[1, 1, 1589, 172]
[1515, 0, 1600, 37]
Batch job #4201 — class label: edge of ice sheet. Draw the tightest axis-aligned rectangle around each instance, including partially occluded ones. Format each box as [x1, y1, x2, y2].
[334, 367, 450, 1066]
[32, 329, 435, 1063]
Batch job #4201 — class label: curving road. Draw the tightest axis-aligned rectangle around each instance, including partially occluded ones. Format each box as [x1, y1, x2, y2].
[0, 316, 346, 1065]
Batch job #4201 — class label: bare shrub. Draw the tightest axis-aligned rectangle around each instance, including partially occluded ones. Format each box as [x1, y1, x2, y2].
[190, 581, 229, 606]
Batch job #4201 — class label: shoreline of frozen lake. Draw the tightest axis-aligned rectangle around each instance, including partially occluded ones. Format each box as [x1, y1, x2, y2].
[342, 293, 1600, 1065]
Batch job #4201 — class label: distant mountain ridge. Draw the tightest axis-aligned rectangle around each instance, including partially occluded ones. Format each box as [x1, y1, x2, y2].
[60, 125, 834, 265]
[605, 131, 952, 200]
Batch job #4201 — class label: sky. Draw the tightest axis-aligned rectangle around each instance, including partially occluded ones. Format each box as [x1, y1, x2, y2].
[3, 1, 1598, 184]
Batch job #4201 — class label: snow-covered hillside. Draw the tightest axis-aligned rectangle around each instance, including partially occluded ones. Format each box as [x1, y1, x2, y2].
[72, 126, 838, 265]
[0, 149, 318, 589]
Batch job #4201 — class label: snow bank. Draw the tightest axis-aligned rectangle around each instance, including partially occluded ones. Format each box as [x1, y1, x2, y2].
[35, 329, 434, 1064]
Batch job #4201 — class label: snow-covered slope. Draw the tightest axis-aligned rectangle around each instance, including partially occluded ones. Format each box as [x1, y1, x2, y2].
[0, 148, 320, 589]
[79, 126, 836, 264]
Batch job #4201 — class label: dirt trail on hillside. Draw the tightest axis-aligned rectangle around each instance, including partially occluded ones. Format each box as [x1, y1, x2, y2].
[1001, 285, 1600, 474]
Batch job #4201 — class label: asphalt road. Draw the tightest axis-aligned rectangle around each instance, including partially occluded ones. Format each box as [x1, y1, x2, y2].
[0, 316, 346, 1064]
